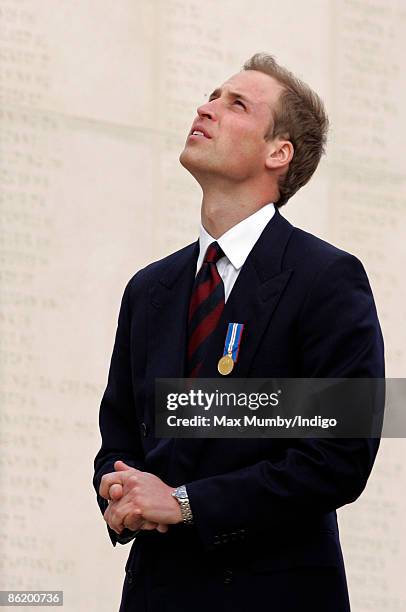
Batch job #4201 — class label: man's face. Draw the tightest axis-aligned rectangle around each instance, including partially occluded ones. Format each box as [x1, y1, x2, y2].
[179, 70, 284, 183]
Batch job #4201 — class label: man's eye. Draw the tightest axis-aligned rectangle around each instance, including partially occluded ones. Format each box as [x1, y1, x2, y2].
[206, 97, 245, 108]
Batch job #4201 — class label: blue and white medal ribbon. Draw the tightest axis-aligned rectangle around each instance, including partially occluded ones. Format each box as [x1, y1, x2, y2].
[218, 322, 244, 375]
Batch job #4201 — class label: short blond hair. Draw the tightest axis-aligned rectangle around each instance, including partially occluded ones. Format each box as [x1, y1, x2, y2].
[243, 53, 329, 207]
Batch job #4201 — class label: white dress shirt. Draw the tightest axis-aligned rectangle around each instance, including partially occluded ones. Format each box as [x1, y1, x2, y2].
[196, 203, 275, 302]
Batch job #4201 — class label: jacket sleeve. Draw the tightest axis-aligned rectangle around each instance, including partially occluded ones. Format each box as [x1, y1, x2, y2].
[186, 253, 385, 551]
[93, 276, 146, 546]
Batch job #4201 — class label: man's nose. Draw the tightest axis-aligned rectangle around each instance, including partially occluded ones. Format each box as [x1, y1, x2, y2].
[196, 100, 217, 121]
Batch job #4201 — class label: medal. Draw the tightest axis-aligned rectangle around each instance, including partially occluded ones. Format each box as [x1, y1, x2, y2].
[218, 323, 244, 376]
[218, 353, 234, 375]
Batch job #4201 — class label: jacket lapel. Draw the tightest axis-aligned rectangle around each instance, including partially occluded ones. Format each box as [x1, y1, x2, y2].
[147, 242, 198, 380]
[144, 243, 198, 474]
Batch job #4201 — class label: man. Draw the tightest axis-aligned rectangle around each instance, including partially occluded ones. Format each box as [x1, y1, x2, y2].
[94, 53, 384, 611]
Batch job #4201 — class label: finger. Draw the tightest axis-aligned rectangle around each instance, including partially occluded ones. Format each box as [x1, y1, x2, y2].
[100, 472, 124, 499]
[109, 483, 123, 501]
[104, 505, 123, 534]
[123, 516, 146, 531]
[156, 523, 169, 533]
[106, 500, 138, 534]
[140, 520, 158, 530]
[114, 460, 133, 472]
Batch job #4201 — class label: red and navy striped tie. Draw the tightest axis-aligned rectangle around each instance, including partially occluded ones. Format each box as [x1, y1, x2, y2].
[187, 242, 225, 377]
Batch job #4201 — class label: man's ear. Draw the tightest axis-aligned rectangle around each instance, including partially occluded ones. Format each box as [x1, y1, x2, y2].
[265, 139, 294, 171]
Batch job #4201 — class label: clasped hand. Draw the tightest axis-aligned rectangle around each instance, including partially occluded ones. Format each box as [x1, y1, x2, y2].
[99, 461, 182, 535]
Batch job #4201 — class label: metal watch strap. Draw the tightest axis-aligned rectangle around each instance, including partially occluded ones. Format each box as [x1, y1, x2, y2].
[172, 485, 194, 525]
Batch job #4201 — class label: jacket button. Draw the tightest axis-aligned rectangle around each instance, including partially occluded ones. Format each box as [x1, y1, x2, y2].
[141, 422, 148, 437]
[223, 569, 233, 584]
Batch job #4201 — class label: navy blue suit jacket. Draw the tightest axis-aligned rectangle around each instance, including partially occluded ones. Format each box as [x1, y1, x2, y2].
[94, 209, 384, 612]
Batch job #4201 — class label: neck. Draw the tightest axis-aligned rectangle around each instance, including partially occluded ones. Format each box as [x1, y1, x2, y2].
[200, 182, 277, 238]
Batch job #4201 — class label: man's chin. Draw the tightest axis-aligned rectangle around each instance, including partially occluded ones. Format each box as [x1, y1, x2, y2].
[179, 149, 204, 173]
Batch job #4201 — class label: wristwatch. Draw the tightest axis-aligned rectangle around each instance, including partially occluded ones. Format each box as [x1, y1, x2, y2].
[172, 485, 194, 525]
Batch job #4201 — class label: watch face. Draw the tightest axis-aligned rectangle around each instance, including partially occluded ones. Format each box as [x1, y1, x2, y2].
[176, 490, 188, 499]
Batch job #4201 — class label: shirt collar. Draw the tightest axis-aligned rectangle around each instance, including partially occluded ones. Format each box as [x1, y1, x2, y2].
[197, 203, 275, 272]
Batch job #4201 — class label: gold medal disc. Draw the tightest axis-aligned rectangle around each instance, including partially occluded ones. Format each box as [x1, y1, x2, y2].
[218, 354, 234, 376]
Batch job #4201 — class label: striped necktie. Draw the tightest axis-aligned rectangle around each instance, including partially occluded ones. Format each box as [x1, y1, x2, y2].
[187, 242, 225, 377]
